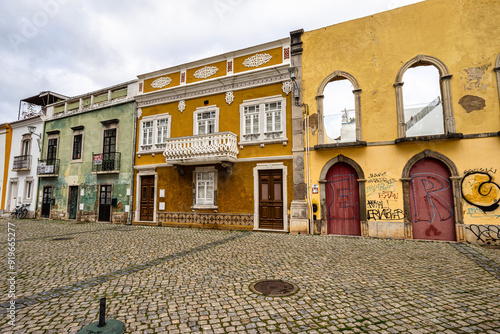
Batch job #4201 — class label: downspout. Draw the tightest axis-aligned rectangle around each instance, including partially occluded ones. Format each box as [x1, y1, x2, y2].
[33, 119, 46, 219]
[127, 102, 138, 225]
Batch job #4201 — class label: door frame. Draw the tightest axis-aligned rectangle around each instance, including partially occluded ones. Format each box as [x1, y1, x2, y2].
[401, 150, 465, 241]
[67, 185, 79, 220]
[134, 169, 157, 223]
[253, 163, 288, 232]
[8, 179, 18, 212]
[319, 155, 367, 236]
[97, 183, 113, 222]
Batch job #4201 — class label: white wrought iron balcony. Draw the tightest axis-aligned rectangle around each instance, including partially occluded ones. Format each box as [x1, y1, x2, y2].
[163, 131, 239, 164]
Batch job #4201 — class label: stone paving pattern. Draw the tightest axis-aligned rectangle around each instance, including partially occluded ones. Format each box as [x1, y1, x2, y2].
[0, 219, 499, 333]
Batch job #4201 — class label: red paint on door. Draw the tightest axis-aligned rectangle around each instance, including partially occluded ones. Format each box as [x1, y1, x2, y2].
[409, 158, 456, 241]
[326, 162, 361, 235]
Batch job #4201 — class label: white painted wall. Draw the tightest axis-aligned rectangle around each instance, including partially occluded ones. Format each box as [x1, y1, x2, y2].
[0, 126, 8, 213]
[6, 117, 44, 217]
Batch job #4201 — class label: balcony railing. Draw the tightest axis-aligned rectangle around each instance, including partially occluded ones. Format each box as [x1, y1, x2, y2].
[13, 155, 32, 171]
[163, 131, 239, 164]
[37, 159, 59, 176]
[92, 152, 121, 173]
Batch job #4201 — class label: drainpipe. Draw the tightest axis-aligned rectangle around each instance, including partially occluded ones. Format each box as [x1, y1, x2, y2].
[34, 118, 47, 220]
[127, 102, 138, 225]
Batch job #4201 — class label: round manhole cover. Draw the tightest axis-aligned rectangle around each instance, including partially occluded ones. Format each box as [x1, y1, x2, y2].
[250, 280, 298, 297]
[52, 237, 74, 241]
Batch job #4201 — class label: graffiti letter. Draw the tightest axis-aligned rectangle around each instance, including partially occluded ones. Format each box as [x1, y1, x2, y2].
[410, 173, 453, 223]
[461, 172, 500, 212]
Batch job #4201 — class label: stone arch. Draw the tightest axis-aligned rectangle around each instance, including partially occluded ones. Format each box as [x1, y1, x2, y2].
[316, 71, 362, 144]
[400, 150, 464, 241]
[318, 154, 367, 235]
[394, 54, 456, 138]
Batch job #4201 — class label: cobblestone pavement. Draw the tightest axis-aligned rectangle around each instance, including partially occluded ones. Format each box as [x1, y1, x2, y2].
[0, 219, 499, 334]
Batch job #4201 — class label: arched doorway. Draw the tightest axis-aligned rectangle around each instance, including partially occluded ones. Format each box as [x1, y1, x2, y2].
[326, 162, 361, 235]
[409, 157, 456, 241]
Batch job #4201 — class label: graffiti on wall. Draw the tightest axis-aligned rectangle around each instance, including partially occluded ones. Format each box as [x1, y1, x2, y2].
[410, 173, 453, 223]
[461, 172, 500, 212]
[367, 200, 404, 221]
[466, 224, 500, 244]
[366, 172, 402, 221]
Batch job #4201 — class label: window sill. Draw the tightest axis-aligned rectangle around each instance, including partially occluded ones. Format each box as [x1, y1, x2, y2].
[239, 138, 288, 147]
[395, 133, 463, 144]
[191, 205, 218, 210]
[314, 141, 367, 150]
[70, 159, 83, 164]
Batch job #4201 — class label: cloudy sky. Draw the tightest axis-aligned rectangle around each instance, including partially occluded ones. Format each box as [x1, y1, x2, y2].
[0, 0, 424, 123]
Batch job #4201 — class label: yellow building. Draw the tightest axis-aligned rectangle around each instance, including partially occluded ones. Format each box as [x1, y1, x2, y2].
[0, 123, 12, 214]
[133, 39, 296, 231]
[294, 0, 500, 243]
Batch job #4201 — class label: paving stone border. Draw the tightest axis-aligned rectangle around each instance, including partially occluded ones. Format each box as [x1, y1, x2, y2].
[450, 242, 500, 280]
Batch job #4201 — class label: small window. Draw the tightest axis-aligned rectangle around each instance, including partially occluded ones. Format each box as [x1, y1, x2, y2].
[196, 111, 216, 135]
[22, 139, 31, 156]
[25, 180, 32, 200]
[72, 134, 83, 160]
[239, 96, 287, 144]
[47, 138, 58, 161]
[142, 121, 153, 146]
[196, 172, 215, 205]
[157, 119, 169, 144]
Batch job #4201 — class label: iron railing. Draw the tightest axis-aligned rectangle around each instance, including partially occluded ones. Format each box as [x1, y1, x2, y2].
[92, 152, 121, 172]
[13, 155, 31, 171]
[37, 159, 59, 176]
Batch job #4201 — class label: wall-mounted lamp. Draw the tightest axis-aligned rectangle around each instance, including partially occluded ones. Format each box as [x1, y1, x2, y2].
[287, 66, 300, 106]
[28, 126, 42, 152]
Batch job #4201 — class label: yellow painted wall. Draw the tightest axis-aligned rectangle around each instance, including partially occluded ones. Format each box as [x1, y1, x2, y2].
[234, 47, 283, 73]
[143, 72, 181, 93]
[186, 60, 227, 84]
[302, 0, 500, 144]
[1, 124, 12, 210]
[135, 82, 293, 164]
[301, 0, 500, 229]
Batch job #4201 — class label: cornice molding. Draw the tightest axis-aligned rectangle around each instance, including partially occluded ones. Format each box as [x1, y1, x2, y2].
[136, 65, 290, 108]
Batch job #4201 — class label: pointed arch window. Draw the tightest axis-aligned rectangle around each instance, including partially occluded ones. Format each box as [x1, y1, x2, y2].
[395, 54, 455, 138]
[316, 71, 362, 145]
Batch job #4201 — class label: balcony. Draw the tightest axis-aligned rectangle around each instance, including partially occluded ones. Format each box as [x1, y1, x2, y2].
[13, 155, 32, 171]
[163, 132, 239, 165]
[37, 159, 59, 176]
[92, 152, 121, 173]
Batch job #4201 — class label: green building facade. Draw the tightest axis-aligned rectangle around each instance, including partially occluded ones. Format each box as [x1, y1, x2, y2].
[36, 80, 137, 223]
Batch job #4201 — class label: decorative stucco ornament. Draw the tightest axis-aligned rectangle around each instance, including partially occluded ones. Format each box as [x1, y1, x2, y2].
[243, 53, 272, 68]
[151, 76, 172, 88]
[178, 100, 186, 113]
[282, 81, 293, 95]
[137, 108, 142, 119]
[193, 66, 219, 79]
[225, 91, 234, 105]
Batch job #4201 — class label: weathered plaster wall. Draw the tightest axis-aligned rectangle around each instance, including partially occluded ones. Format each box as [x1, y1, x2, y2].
[38, 102, 135, 222]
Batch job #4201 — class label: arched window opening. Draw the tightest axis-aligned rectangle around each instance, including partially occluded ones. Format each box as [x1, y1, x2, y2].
[323, 79, 356, 144]
[402, 65, 443, 137]
[22, 139, 31, 156]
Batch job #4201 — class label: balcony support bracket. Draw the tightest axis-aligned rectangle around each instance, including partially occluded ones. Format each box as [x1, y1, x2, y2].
[221, 162, 233, 176]
[173, 164, 184, 176]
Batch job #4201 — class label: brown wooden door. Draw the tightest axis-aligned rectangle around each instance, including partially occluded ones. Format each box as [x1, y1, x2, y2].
[259, 170, 283, 230]
[409, 158, 456, 241]
[326, 162, 361, 235]
[140, 176, 155, 221]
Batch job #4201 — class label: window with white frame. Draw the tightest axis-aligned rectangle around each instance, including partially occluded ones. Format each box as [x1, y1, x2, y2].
[193, 106, 219, 135]
[139, 114, 171, 151]
[193, 167, 218, 208]
[24, 180, 32, 201]
[240, 95, 286, 144]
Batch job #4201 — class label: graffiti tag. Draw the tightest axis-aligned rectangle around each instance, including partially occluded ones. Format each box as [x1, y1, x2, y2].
[367, 200, 403, 221]
[366, 182, 396, 197]
[410, 173, 453, 223]
[466, 224, 500, 244]
[461, 172, 500, 212]
[327, 173, 359, 220]
[463, 167, 497, 175]
[378, 191, 398, 201]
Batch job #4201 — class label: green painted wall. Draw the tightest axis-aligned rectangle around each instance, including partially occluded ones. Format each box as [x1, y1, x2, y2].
[38, 101, 135, 221]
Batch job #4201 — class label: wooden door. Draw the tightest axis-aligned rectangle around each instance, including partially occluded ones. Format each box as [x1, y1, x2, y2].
[41, 186, 52, 218]
[326, 162, 361, 235]
[259, 170, 283, 230]
[98, 185, 112, 222]
[68, 186, 78, 219]
[409, 158, 456, 241]
[9, 182, 18, 212]
[140, 176, 155, 221]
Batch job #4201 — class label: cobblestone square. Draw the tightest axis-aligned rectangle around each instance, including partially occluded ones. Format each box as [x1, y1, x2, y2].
[1, 219, 499, 333]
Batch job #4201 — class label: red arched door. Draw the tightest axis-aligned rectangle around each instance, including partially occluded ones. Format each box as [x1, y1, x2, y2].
[326, 162, 361, 235]
[409, 158, 456, 241]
